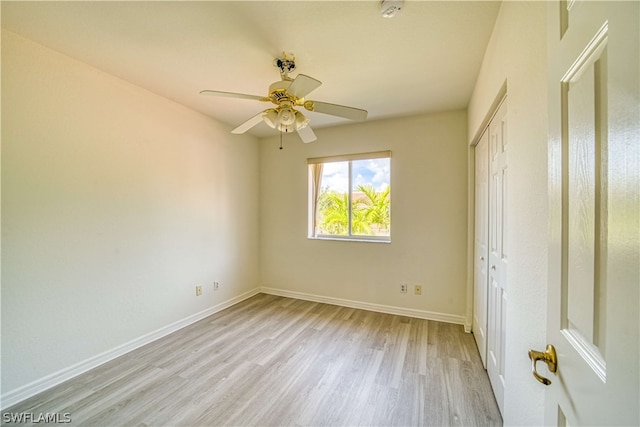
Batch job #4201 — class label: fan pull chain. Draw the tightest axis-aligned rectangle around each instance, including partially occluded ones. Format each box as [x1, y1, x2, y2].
[279, 131, 283, 150]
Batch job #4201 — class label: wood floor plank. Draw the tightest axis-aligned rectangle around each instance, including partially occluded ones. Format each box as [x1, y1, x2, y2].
[2, 294, 502, 426]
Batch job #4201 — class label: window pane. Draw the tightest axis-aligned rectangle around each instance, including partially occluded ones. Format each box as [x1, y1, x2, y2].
[310, 154, 391, 241]
[351, 158, 391, 237]
[316, 161, 349, 236]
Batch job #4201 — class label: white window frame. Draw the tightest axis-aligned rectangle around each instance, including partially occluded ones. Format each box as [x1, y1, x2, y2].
[308, 150, 391, 243]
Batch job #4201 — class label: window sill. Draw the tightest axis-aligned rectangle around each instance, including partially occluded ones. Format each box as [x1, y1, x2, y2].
[308, 236, 391, 244]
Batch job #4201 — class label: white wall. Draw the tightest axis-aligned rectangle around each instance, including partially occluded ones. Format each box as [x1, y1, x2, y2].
[467, 2, 548, 425]
[1, 30, 260, 396]
[259, 111, 469, 321]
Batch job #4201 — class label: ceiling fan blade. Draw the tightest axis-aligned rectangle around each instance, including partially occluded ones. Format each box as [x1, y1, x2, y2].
[304, 101, 368, 121]
[231, 111, 265, 134]
[200, 90, 265, 102]
[286, 74, 322, 99]
[297, 124, 317, 143]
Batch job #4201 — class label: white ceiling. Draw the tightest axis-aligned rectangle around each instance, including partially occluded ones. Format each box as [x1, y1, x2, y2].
[2, 1, 501, 137]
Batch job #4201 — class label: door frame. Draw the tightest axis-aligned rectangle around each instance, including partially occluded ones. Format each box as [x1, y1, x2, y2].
[467, 85, 508, 413]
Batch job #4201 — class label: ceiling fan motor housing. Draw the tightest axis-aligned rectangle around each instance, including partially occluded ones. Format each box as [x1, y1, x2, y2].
[268, 80, 294, 103]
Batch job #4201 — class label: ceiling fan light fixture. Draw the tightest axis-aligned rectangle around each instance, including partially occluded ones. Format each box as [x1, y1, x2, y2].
[278, 123, 295, 134]
[277, 107, 296, 126]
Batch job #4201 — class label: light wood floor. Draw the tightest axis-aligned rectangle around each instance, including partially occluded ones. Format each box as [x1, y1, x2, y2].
[3, 294, 502, 426]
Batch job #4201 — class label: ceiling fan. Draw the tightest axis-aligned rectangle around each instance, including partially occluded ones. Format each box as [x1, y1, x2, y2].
[200, 53, 368, 143]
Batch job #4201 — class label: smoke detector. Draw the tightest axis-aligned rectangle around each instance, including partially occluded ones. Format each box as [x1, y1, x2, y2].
[381, 0, 403, 18]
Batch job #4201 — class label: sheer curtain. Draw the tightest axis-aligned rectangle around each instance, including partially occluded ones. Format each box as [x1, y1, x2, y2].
[309, 163, 324, 237]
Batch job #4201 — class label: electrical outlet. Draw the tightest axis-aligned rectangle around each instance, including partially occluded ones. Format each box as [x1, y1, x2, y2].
[400, 283, 408, 293]
[213, 281, 220, 291]
[414, 285, 422, 295]
[195, 285, 203, 296]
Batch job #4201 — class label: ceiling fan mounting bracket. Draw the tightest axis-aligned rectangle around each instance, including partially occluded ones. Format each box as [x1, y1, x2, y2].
[273, 52, 296, 80]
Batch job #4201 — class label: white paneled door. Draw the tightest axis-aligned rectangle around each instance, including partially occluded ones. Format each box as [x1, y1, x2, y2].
[473, 130, 490, 368]
[487, 100, 508, 415]
[543, 0, 639, 425]
[474, 98, 508, 415]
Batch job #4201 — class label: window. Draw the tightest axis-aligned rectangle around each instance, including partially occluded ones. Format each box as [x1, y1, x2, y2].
[308, 151, 391, 242]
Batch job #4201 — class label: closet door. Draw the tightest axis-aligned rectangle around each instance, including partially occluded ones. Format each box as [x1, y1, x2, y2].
[487, 100, 508, 415]
[473, 130, 490, 368]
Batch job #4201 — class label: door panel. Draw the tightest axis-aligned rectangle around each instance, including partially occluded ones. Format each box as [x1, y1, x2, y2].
[546, 1, 639, 425]
[487, 100, 507, 415]
[474, 130, 489, 367]
[563, 29, 608, 377]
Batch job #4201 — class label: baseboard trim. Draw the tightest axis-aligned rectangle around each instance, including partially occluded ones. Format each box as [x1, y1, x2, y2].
[260, 287, 466, 326]
[464, 322, 473, 333]
[0, 288, 260, 410]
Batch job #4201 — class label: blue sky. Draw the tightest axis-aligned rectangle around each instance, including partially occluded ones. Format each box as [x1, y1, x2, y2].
[321, 158, 390, 192]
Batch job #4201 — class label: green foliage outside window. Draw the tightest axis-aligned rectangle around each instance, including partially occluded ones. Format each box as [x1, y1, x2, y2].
[317, 184, 390, 236]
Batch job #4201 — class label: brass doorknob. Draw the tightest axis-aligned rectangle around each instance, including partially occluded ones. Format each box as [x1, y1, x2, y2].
[528, 344, 557, 385]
